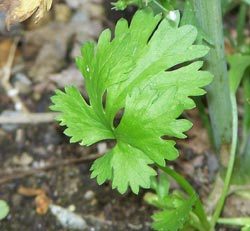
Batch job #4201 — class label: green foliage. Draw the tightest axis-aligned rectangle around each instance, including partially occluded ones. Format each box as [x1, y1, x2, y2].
[151, 172, 170, 200]
[112, 0, 176, 11]
[112, 0, 146, 10]
[152, 195, 197, 231]
[145, 174, 203, 231]
[144, 174, 170, 209]
[228, 53, 250, 93]
[51, 10, 212, 194]
[242, 225, 250, 231]
[0, 200, 9, 220]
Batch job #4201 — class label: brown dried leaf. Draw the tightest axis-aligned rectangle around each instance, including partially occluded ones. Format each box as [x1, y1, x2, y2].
[0, 0, 53, 27]
[18, 186, 45, 197]
[35, 194, 51, 215]
[18, 186, 51, 215]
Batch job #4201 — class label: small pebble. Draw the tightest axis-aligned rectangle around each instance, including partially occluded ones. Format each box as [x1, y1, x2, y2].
[12, 152, 33, 166]
[84, 190, 95, 201]
[97, 142, 107, 154]
[50, 204, 88, 230]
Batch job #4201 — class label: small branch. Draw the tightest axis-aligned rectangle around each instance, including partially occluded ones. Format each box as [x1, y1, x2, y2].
[0, 112, 59, 124]
[1, 37, 29, 113]
[0, 153, 103, 186]
[236, 2, 247, 45]
[152, 0, 168, 13]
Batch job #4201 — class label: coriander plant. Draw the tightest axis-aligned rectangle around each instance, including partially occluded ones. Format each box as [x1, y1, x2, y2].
[51, 0, 250, 230]
[51, 10, 212, 194]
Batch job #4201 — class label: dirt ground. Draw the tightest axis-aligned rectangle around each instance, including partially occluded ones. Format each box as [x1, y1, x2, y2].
[0, 1, 249, 230]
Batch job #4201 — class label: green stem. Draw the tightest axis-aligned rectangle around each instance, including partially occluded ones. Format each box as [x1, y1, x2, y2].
[236, 3, 247, 46]
[152, 0, 168, 12]
[210, 92, 238, 229]
[217, 217, 250, 227]
[190, 212, 207, 231]
[193, 0, 233, 163]
[158, 165, 210, 230]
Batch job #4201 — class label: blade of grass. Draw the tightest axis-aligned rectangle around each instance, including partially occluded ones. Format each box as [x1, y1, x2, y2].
[210, 92, 238, 229]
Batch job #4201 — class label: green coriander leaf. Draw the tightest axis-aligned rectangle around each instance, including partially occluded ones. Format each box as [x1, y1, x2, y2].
[111, 142, 156, 194]
[0, 200, 9, 220]
[242, 225, 250, 231]
[90, 151, 113, 185]
[51, 10, 212, 194]
[152, 195, 197, 231]
[157, 173, 170, 199]
[51, 86, 114, 145]
[112, 0, 147, 10]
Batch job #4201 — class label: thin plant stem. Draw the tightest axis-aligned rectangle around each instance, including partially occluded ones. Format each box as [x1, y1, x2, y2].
[217, 217, 250, 227]
[152, 0, 168, 12]
[157, 165, 210, 230]
[210, 92, 238, 229]
[190, 212, 207, 231]
[236, 3, 247, 46]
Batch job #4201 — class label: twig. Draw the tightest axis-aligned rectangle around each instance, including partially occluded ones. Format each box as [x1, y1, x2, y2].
[0, 153, 103, 186]
[1, 37, 29, 113]
[0, 112, 59, 124]
[83, 214, 113, 226]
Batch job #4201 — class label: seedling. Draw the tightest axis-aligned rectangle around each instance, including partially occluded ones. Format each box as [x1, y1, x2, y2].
[51, 1, 250, 230]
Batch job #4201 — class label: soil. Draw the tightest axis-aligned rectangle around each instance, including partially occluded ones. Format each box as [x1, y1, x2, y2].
[0, 123, 153, 230]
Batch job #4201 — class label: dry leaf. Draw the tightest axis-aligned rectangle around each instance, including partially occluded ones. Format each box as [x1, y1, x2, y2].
[18, 186, 51, 215]
[0, 0, 53, 27]
[18, 186, 45, 196]
[35, 193, 51, 215]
